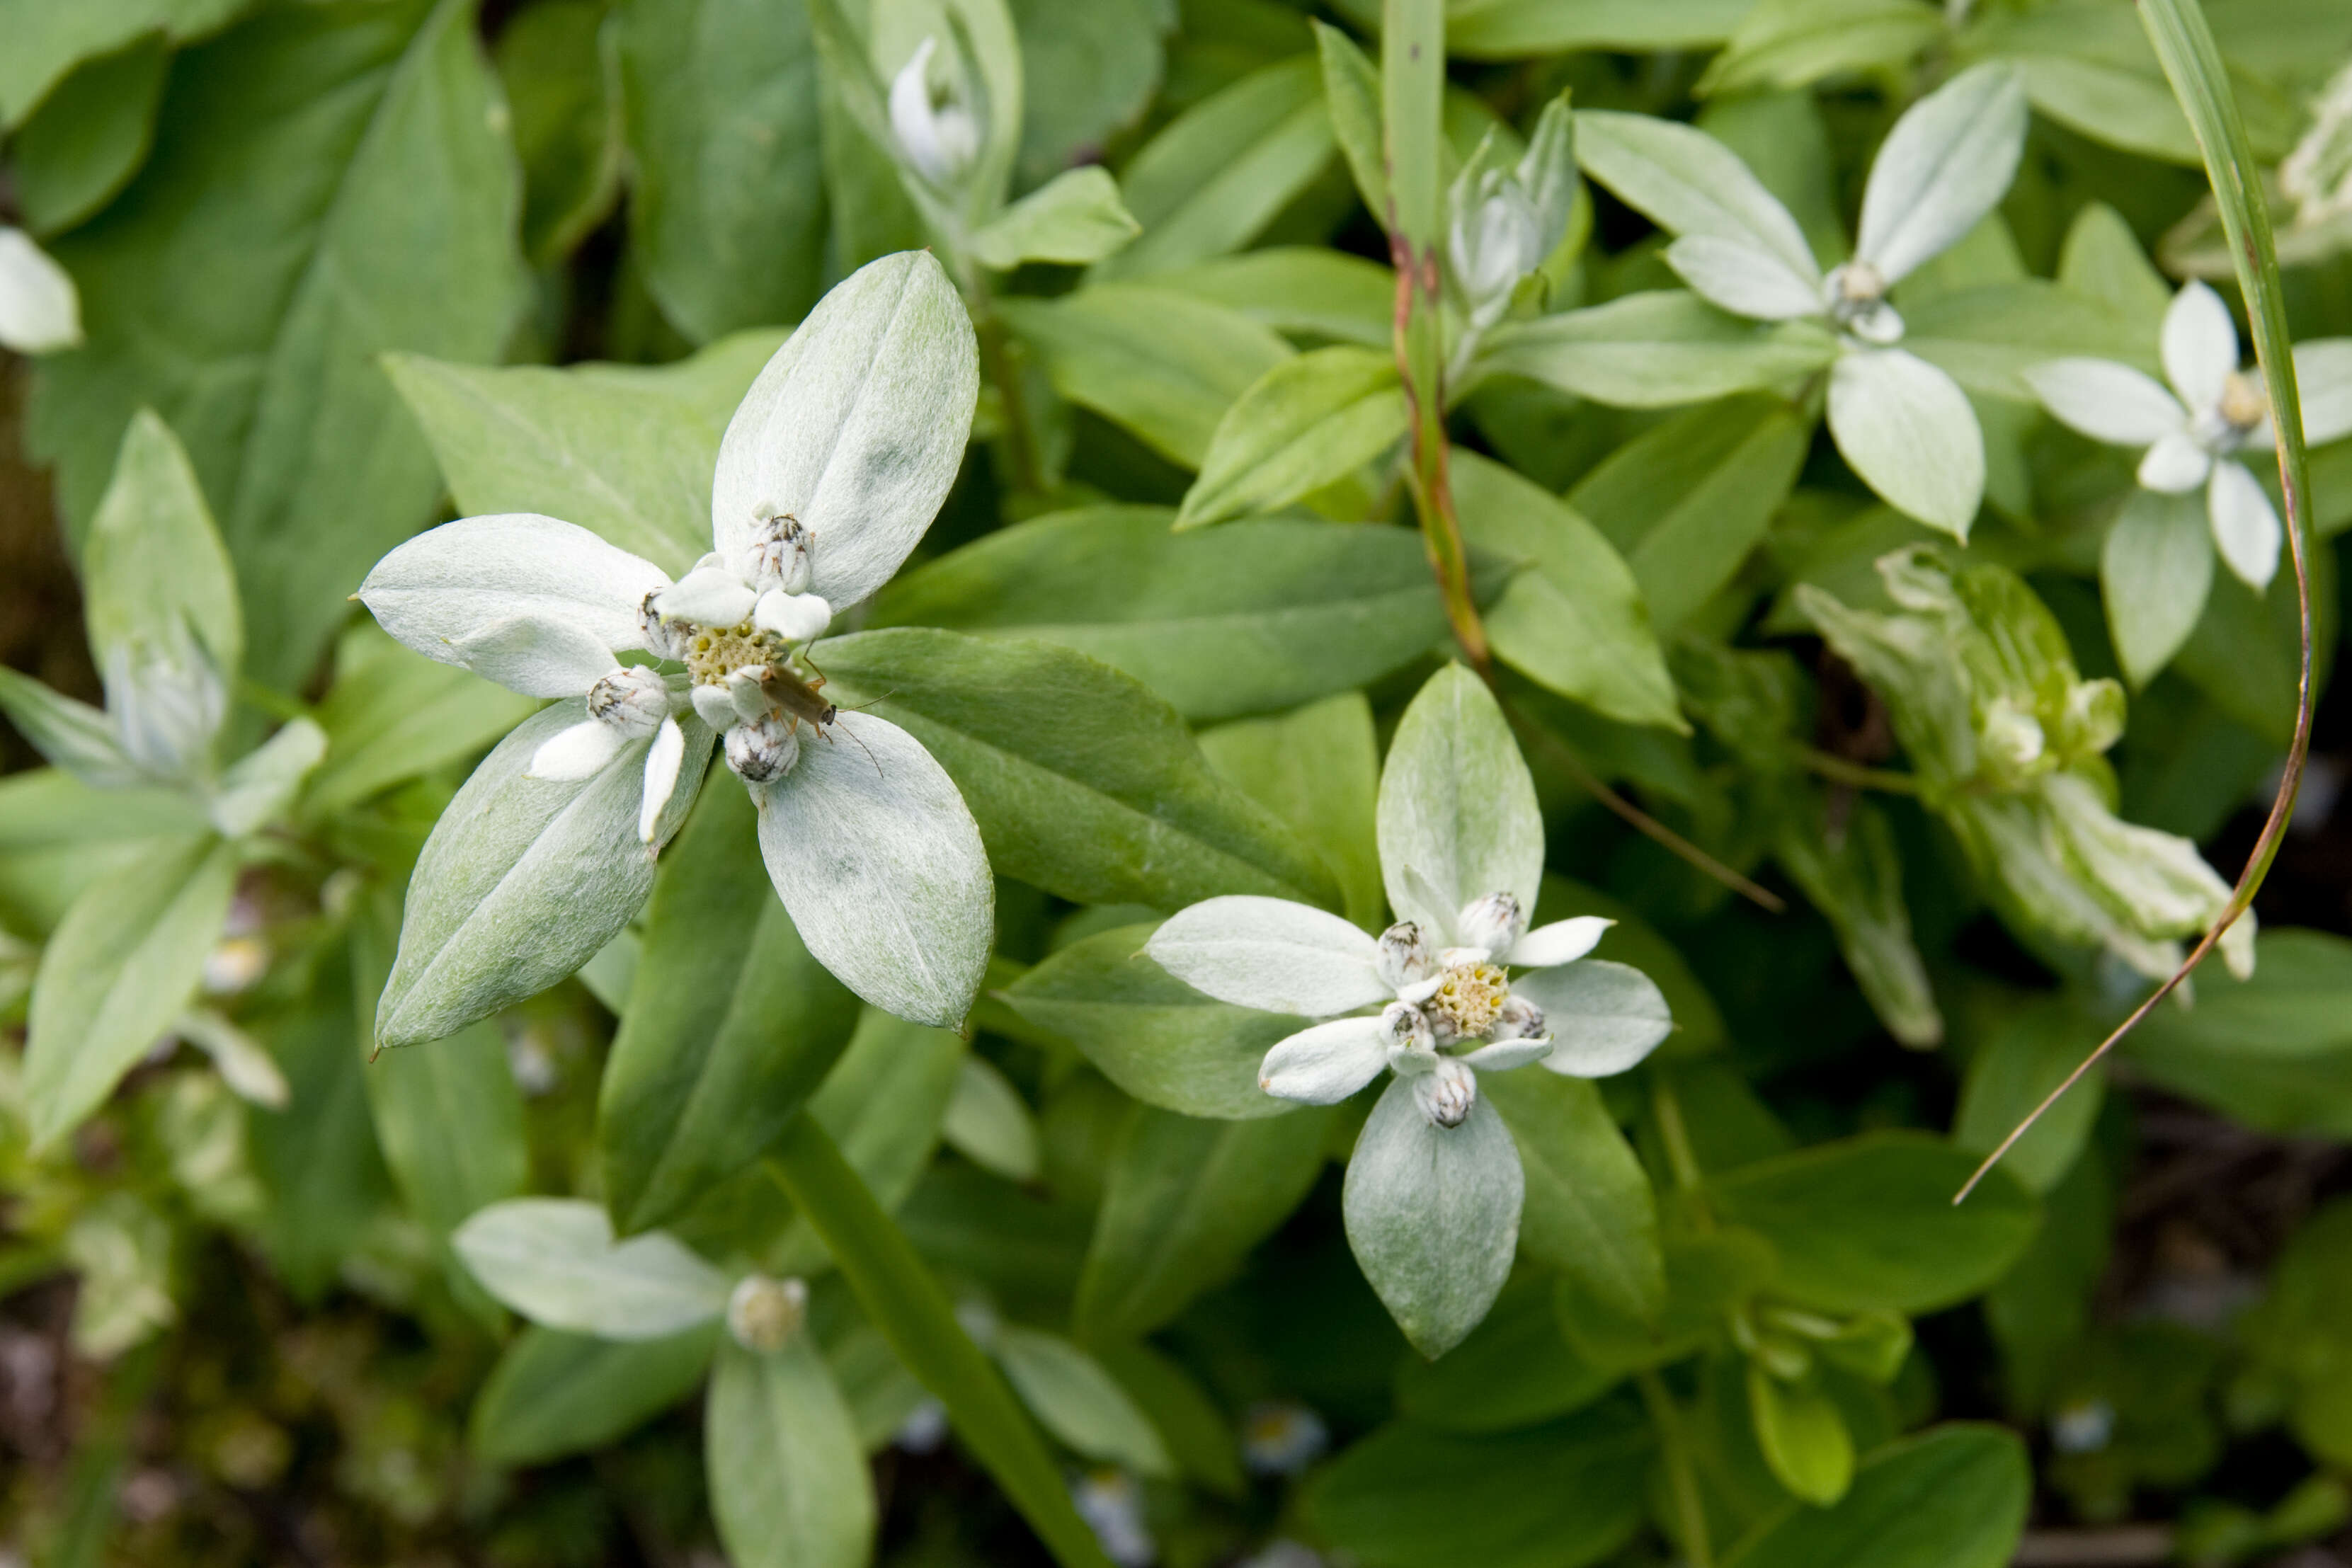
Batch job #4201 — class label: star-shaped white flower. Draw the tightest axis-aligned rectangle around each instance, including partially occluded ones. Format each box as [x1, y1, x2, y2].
[359, 251, 993, 1032]
[2023, 280, 2352, 592]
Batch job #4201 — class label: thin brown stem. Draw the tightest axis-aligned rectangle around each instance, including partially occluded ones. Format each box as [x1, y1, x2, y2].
[1391, 240, 1490, 673]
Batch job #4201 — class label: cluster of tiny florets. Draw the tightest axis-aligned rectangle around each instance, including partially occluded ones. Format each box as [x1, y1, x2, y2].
[1427, 961, 1509, 1041]
[684, 622, 791, 688]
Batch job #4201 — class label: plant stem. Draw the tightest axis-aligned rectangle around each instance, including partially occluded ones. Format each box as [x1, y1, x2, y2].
[1796, 747, 1919, 795]
[1393, 241, 1492, 672]
[1652, 1075, 1706, 1196]
[970, 276, 1047, 498]
[1637, 1368, 1716, 1568]
[765, 1118, 1113, 1568]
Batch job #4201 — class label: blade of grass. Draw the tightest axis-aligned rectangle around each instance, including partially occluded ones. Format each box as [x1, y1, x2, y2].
[765, 1117, 1114, 1568]
[1959, 0, 2314, 1203]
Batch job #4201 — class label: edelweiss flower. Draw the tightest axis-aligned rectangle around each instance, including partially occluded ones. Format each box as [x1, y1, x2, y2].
[1577, 63, 2028, 537]
[2023, 280, 2352, 591]
[360, 251, 992, 1031]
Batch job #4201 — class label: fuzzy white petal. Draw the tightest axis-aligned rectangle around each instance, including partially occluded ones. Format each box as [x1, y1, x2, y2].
[450, 615, 618, 699]
[710, 252, 980, 612]
[358, 515, 670, 673]
[656, 565, 758, 628]
[530, 719, 630, 781]
[2137, 429, 2213, 493]
[2207, 459, 2282, 591]
[1257, 1017, 1391, 1104]
[1144, 895, 1388, 1017]
[753, 588, 834, 643]
[1827, 348, 1985, 539]
[1508, 916, 1614, 969]
[2162, 281, 2240, 414]
[0, 227, 82, 354]
[2022, 359, 2186, 447]
[639, 717, 687, 844]
[1665, 235, 1825, 321]
[690, 683, 736, 728]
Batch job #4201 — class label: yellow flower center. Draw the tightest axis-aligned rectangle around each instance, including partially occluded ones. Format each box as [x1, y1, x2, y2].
[1428, 961, 1509, 1038]
[684, 622, 791, 688]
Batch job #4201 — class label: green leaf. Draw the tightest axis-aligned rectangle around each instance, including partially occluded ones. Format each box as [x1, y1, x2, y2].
[383, 329, 786, 577]
[995, 1326, 1173, 1476]
[1381, 0, 1444, 251]
[471, 1322, 719, 1467]
[1007, 0, 1163, 188]
[941, 1056, 1041, 1182]
[1825, 348, 1985, 539]
[599, 781, 862, 1235]
[1705, 1132, 2039, 1314]
[1770, 796, 1942, 1049]
[1345, 1077, 1523, 1358]
[30, 0, 529, 687]
[1565, 393, 1808, 631]
[1000, 284, 1293, 467]
[1378, 661, 1545, 934]
[1725, 1424, 2030, 1568]
[1477, 292, 1837, 409]
[1154, 247, 1395, 349]
[25, 835, 236, 1148]
[1554, 1226, 1775, 1372]
[1308, 1399, 1652, 1568]
[1902, 280, 2157, 402]
[875, 508, 1456, 724]
[1313, 20, 1387, 220]
[208, 718, 326, 837]
[1483, 1070, 1662, 1324]
[1747, 1364, 1854, 1506]
[2102, 486, 2215, 687]
[2126, 932, 2352, 1137]
[373, 701, 714, 1051]
[1572, 107, 1820, 285]
[11, 37, 170, 234]
[1445, 0, 1752, 59]
[246, 960, 392, 1300]
[303, 626, 538, 817]
[801, 1009, 969, 1221]
[1698, 0, 1940, 96]
[1199, 693, 1387, 931]
[454, 1198, 732, 1337]
[1953, 1001, 2106, 1196]
[1075, 1104, 1333, 1339]
[0, 0, 241, 125]
[0, 769, 209, 938]
[969, 166, 1141, 269]
[706, 1337, 876, 1568]
[0, 667, 139, 790]
[494, 0, 624, 267]
[1175, 345, 1407, 528]
[1000, 923, 1301, 1121]
[1091, 1341, 1247, 1497]
[1450, 450, 1684, 732]
[810, 627, 1341, 911]
[617, 0, 825, 342]
[1088, 55, 1334, 280]
[1393, 1274, 1619, 1432]
[80, 409, 241, 687]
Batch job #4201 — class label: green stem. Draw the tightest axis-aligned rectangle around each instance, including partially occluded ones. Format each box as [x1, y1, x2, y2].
[1653, 1075, 1706, 1198]
[765, 1118, 1112, 1568]
[976, 307, 1047, 499]
[1796, 747, 1919, 795]
[1637, 1368, 1715, 1568]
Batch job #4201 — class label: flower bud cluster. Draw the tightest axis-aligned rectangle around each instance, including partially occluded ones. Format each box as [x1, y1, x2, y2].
[1444, 100, 1575, 333]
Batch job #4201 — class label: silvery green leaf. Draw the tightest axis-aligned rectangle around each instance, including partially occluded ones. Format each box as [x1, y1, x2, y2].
[25, 835, 239, 1149]
[940, 1055, 1041, 1181]
[1377, 665, 1543, 938]
[994, 1326, 1174, 1477]
[81, 411, 241, 683]
[2162, 280, 2238, 411]
[208, 717, 326, 837]
[1175, 345, 1407, 530]
[1574, 109, 1820, 287]
[751, 711, 992, 1030]
[0, 225, 81, 353]
[1827, 348, 1985, 539]
[450, 614, 622, 702]
[1853, 62, 2027, 284]
[0, 668, 142, 789]
[1515, 959, 1673, 1078]
[706, 1337, 875, 1568]
[1665, 234, 1825, 321]
[357, 514, 671, 678]
[1475, 291, 1839, 408]
[1143, 895, 1386, 1016]
[2101, 488, 2213, 686]
[173, 1008, 292, 1110]
[1258, 1016, 1391, 1104]
[375, 701, 714, 1050]
[1315, 20, 1386, 219]
[454, 1198, 732, 1337]
[2294, 338, 2352, 446]
[2207, 460, 2282, 591]
[2021, 358, 2185, 446]
[968, 166, 1141, 269]
[2039, 771, 2232, 942]
[709, 251, 978, 612]
[1342, 1076, 1523, 1358]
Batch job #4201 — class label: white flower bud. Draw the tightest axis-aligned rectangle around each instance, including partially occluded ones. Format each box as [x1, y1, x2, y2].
[1376, 921, 1434, 991]
[724, 714, 800, 783]
[108, 632, 226, 782]
[1411, 1056, 1476, 1128]
[586, 665, 670, 738]
[1453, 891, 1526, 960]
[744, 513, 814, 594]
[725, 1273, 808, 1354]
[1489, 994, 1546, 1042]
[1825, 261, 1904, 344]
[638, 588, 684, 658]
[2280, 62, 2352, 227]
[1378, 1000, 1435, 1070]
[1240, 1402, 1329, 1476]
[889, 37, 982, 189]
[1449, 181, 1545, 323]
[1979, 698, 2044, 774]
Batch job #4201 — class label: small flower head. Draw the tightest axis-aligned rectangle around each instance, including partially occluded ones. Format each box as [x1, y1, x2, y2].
[724, 712, 800, 783]
[1411, 1056, 1477, 1128]
[1376, 920, 1434, 992]
[1424, 958, 1509, 1043]
[889, 36, 983, 190]
[586, 665, 670, 738]
[725, 1273, 808, 1353]
[746, 513, 814, 594]
[1378, 1000, 1435, 1066]
[1453, 891, 1526, 959]
[1241, 1401, 1329, 1476]
[1824, 261, 1902, 345]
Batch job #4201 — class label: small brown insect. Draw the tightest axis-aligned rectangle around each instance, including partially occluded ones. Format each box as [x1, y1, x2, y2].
[758, 656, 889, 774]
